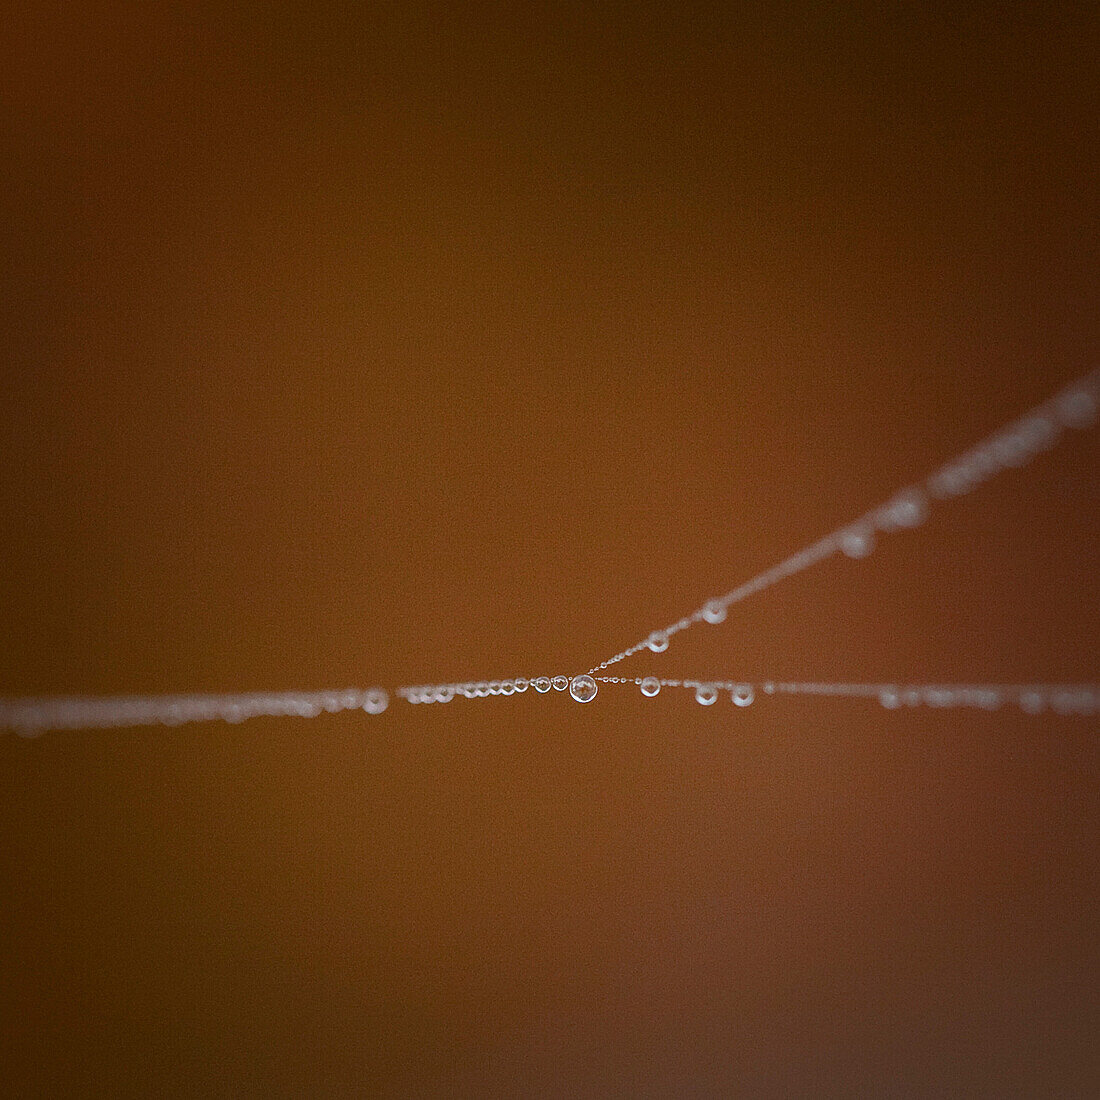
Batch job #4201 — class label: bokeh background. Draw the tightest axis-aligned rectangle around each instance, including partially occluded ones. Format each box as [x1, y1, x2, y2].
[3, 3, 1098, 1094]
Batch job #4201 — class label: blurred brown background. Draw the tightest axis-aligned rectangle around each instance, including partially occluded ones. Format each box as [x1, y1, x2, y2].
[2, 3, 1098, 1094]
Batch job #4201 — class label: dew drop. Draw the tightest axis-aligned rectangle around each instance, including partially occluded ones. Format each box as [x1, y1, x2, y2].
[731, 685, 754, 707]
[1057, 387, 1097, 429]
[1017, 414, 1058, 452]
[879, 687, 901, 709]
[929, 465, 972, 498]
[551, 676, 569, 691]
[989, 430, 1033, 468]
[476, 682, 490, 697]
[569, 675, 598, 703]
[500, 680, 515, 695]
[702, 600, 727, 624]
[840, 526, 875, 558]
[1052, 691, 1074, 714]
[1019, 691, 1044, 714]
[437, 686, 454, 703]
[513, 678, 529, 693]
[646, 631, 669, 653]
[363, 689, 389, 715]
[640, 677, 661, 697]
[695, 684, 719, 706]
[533, 677, 551, 693]
[882, 491, 928, 529]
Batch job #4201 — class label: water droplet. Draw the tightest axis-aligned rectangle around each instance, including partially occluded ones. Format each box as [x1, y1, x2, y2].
[569, 675, 598, 703]
[437, 686, 454, 703]
[499, 680, 514, 695]
[1057, 387, 1097, 429]
[513, 678, 529, 693]
[1016, 414, 1058, 452]
[929, 464, 972, 498]
[533, 677, 551, 693]
[1019, 691, 1044, 714]
[640, 677, 661, 697]
[731, 685, 754, 707]
[487, 680, 500, 695]
[363, 689, 388, 715]
[989, 430, 1033, 468]
[702, 600, 727, 624]
[881, 490, 928, 529]
[646, 631, 669, 652]
[475, 682, 490, 697]
[1052, 691, 1074, 714]
[695, 684, 719, 706]
[879, 687, 900, 709]
[551, 676, 569, 691]
[840, 526, 875, 558]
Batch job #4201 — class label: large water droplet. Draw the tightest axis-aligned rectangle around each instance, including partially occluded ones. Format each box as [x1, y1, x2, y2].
[569, 675, 598, 703]
[640, 677, 661, 697]
[702, 601, 727, 624]
[731, 685, 754, 707]
[646, 631, 669, 653]
[840, 525, 875, 558]
[551, 676, 569, 691]
[533, 677, 551, 693]
[363, 689, 389, 715]
[695, 684, 719, 706]
[513, 678, 529, 693]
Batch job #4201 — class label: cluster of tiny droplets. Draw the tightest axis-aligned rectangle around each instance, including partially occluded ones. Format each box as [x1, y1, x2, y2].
[764, 681, 1100, 715]
[876, 685, 1098, 714]
[4, 373, 1097, 737]
[402, 676, 553, 703]
[401, 674, 608, 704]
[0, 688, 388, 737]
[587, 370, 1100, 674]
[581, 677, 1099, 715]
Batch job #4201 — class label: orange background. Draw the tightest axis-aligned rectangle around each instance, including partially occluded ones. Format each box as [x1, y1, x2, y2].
[2, 4, 1098, 1093]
